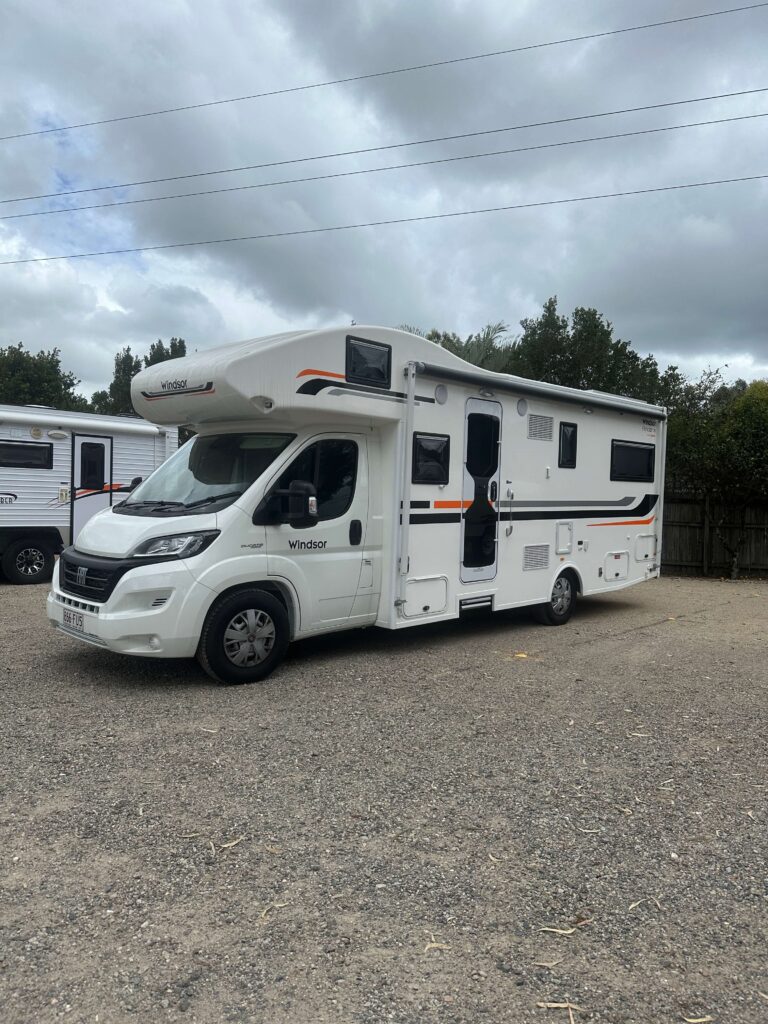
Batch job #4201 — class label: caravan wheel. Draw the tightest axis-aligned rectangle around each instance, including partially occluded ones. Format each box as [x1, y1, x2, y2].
[534, 571, 577, 626]
[2, 539, 54, 585]
[197, 589, 290, 685]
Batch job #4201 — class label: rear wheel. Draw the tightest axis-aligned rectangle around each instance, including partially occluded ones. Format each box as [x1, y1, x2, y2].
[197, 589, 290, 684]
[534, 571, 577, 626]
[2, 539, 54, 585]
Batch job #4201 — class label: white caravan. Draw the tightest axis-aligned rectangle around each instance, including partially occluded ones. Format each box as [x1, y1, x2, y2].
[46, 327, 666, 683]
[1, 404, 177, 584]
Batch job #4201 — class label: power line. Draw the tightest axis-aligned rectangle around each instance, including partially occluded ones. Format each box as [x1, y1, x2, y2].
[2, 3, 766, 143]
[3, 86, 766, 206]
[2, 173, 764, 266]
[3, 112, 764, 222]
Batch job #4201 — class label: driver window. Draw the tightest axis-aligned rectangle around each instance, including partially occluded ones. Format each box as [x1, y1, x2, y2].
[276, 439, 358, 521]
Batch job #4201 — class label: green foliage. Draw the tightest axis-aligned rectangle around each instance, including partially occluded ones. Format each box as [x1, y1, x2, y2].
[0, 343, 90, 411]
[91, 337, 187, 415]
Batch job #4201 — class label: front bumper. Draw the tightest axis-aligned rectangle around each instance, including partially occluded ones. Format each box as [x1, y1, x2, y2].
[47, 557, 212, 658]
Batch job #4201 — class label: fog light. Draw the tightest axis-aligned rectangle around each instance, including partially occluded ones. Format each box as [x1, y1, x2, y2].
[148, 635, 161, 650]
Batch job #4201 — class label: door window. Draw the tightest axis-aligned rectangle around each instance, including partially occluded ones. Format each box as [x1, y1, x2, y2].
[463, 413, 500, 569]
[276, 439, 358, 520]
[80, 442, 105, 490]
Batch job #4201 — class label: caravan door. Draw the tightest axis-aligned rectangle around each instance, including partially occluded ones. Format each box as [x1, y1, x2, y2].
[266, 434, 368, 627]
[461, 399, 502, 583]
[72, 434, 113, 541]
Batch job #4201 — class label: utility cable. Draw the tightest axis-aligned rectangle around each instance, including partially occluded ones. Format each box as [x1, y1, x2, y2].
[2, 3, 766, 142]
[2, 111, 764, 221]
[2, 85, 766, 205]
[1, 173, 764, 266]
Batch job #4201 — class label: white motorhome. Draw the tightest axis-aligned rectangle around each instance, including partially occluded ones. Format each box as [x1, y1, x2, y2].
[0, 404, 177, 584]
[46, 327, 666, 683]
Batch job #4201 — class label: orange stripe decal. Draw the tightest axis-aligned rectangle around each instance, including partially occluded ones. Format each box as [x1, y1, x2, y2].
[434, 499, 473, 509]
[587, 515, 656, 527]
[296, 368, 346, 380]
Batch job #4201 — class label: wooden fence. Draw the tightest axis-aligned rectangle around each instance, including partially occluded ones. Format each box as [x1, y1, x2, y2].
[661, 496, 768, 576]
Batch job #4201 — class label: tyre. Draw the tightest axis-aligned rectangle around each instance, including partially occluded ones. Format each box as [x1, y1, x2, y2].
[2, 539, 55, 585]
[533, 571, 577, 626]
[197, 589, 290, 684]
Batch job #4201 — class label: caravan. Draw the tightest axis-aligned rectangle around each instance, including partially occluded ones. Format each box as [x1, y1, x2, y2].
[0, 404, 177, 584]
[46, 327, 666, 683]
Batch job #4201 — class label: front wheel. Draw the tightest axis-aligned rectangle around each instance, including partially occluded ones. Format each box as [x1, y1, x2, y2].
[2, 539, 54, 585]
[534, 571, 577, 626]
[197, 589, 290, 684]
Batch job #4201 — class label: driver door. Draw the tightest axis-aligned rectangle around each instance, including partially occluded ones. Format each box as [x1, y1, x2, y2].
[266, 435, 368, 627]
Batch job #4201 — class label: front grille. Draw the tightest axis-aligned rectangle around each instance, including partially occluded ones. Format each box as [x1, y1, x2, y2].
[60, 553, 123, 602]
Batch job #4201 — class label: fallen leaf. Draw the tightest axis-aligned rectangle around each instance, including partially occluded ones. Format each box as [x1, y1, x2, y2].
[260, 901, 289, 919]
[200, 727, 219, 733]
[533, 958, 563, 969]
[179, 832, 202, 839]
[682, 1016, 714, 1023]
[757, 992, 768, 1002]
[263, 845, 283, 855]
[576, 827, 600, 834]
[514, 652, 528, 659]
[219, 835, 245, 850]
[627, 731, 650, 738]
[539, 926, 576, 936]
[488, 852, 500, 863]
[424, 932, 450, 952]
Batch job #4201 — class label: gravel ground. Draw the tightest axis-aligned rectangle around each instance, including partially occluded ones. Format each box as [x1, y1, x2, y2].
[1, 576, 766, 1024]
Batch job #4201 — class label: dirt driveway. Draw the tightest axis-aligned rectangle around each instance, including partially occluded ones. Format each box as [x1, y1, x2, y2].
[1, 576, 766, 1024]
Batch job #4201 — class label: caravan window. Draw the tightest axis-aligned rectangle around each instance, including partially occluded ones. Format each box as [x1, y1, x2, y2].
[346, 336, 391, 389]
[0, 440, 53, 469]
[80, 442, 105, 491]
[610, 439, 655, 482]
[412, 433, 450, 484]
[558, 422, 577, 468]
[277, 439, 358, 520]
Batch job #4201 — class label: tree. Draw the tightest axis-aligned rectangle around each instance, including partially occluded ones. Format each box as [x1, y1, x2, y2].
[91, 346, 142, 415]
[144, 336, 186, 368]
[91, 338, 186, 415]
[0, 343, 90, 410]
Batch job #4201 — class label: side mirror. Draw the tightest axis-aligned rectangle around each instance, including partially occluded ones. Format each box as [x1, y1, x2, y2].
[286, 480, 318, 527]
[252, 480, 318, 527]
[129, 476, 143, 492]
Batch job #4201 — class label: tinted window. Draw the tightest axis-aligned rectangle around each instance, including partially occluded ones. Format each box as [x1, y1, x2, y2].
[611, 440, 655, 482]
[0, 441, 53, 470]
[346, 336, 391, 389]
[558, 422, 577, 469]
[412, 433, 450, 484]
[80, 442, 105, 490]
[277, 439, 358, 520]
[466, 414, 499, 479]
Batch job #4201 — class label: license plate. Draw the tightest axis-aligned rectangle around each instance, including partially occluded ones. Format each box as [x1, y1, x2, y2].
[62, 608, 84, 632]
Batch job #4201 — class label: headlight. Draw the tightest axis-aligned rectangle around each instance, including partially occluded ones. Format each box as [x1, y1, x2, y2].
[130, 531, 220, 559]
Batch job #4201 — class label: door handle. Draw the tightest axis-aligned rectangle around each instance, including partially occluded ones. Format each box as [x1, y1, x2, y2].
[490, 481, 498, 502]
[349, 519, 362, 546]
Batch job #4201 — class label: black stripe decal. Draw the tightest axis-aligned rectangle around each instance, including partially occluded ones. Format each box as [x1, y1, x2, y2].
[297, 378, 435, 403]
[407, 494, 658, 526]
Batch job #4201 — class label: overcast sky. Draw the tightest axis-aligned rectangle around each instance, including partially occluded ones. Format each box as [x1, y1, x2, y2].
[1, 0, 767, 397]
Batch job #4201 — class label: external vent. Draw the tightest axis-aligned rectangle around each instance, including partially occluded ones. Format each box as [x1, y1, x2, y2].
[523, 544, 550, 571]
[151, 597, 169, 608]
[528, 414, 554, 441]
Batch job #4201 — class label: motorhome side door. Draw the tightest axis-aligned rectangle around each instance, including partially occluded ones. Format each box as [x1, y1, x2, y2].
[266, 435, 368, 626]
[461, 399, 502, 583]
[71, 434, 113, 542]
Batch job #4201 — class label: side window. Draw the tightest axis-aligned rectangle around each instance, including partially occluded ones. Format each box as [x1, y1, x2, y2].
[0, 441, 53, 469]
[276, 439, 358, 520]
[346, 336, 391, 389]
[81, 442, 105, 490]
[558, 422, 577, 469]
[412, 433, 450, 484]
[610, 440, 655, 482]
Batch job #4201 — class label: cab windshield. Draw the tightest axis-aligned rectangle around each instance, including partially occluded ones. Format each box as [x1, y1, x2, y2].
[117, 432, 295, 516]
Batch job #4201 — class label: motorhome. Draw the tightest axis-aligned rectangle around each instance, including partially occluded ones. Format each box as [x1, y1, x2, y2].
[46, 326, 666, 683]
[0, 404, 177, 584]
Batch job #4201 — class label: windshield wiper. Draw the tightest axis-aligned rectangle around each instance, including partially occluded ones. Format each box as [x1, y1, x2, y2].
[124, 499, 186, 509]
[184, 491, 244, 510]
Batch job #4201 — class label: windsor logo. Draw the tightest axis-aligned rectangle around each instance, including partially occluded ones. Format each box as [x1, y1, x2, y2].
[0, 492, 17, 504]
[161, 379, 188, 391]
[288, 539, 327, 550]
